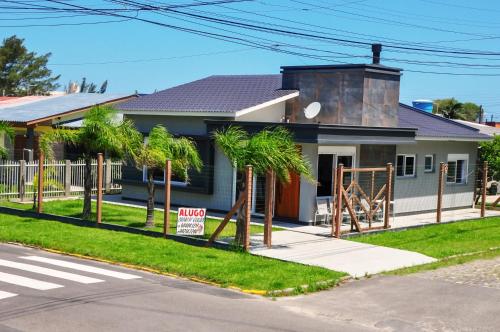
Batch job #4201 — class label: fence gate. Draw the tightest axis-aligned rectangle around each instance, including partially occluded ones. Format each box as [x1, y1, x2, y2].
[333, 163, 393, 237]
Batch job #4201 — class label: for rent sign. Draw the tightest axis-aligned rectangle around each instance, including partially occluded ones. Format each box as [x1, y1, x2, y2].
[176, 208, 206, 236]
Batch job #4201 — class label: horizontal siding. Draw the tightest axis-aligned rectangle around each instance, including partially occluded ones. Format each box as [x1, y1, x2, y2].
[394, 141, 478, 214]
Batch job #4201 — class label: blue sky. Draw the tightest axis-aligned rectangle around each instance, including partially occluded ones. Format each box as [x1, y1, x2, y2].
[2, 0, 500, 120]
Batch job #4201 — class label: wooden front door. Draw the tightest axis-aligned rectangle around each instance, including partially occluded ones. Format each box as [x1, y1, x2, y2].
[274, 172, 300, 220]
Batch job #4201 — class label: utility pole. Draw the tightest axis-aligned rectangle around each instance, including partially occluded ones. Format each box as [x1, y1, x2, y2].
[478, 105, 484, 123]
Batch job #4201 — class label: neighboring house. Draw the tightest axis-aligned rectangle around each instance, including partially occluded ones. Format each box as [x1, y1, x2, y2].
[0, 93, 136, 160]
[454, 119, 500, 137]
[118, 63, 490, 224]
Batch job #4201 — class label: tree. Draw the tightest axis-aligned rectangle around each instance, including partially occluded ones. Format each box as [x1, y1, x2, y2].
[0, 121, 14, 159]
[0, 36, 59, 96]
[433, 98, 482, 121]
[99, 80, 108, 94]
[214, 126, 312, 245]
[134, 125, 202, 227]
[40, 105, 142, 220]
[87, 83, 97, 93]
[480, 135, 500, 180]
[80, 77, 87, 93]
[79, 77, 107, 94]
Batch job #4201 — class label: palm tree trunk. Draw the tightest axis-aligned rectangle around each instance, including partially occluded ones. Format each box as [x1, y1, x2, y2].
[82, 156, 92, 220]
[234, 187, 246, 246]
[145, 172, 155, 228]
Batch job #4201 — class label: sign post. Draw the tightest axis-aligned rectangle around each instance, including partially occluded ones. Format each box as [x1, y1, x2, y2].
[176, 207, 206, 236]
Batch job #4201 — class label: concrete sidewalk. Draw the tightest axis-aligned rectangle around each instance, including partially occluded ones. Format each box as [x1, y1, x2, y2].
[250, 229, 436, 277]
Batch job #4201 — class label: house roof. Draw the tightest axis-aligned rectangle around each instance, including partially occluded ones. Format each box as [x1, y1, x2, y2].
[453, 120, 500, 137]
[0, 93, 134, 125]
[0, 95, 56, 109]
[117, 75, 298, 113]
[398, 103, 490, 140]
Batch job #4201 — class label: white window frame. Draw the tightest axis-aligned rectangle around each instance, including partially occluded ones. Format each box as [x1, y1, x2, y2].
[142, 166, 188, 187]
[424, 154, 434, 173]
[446, 154, 469, 185]
[316, 147, 356, 198]
[396, 154, 416, 177]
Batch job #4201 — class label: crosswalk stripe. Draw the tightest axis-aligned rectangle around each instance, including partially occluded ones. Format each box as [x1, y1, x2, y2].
[0, 271, 63, 290]
[0, 291, 17, 300]
[0, 259, 104, 284]
[21, 256, 141, 280]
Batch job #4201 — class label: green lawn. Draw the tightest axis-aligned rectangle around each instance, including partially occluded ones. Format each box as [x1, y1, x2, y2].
[351, 217, 500, 259]
[0, 212, 345, 293]
[0, 199, 276, 239]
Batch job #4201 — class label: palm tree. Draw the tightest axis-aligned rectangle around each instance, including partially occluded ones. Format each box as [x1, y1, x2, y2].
[0, 121, 14, 159]
[134, 125, 202, 228]
[214, 126, 312, 245]
[434, 98, 465, 119]
[40, 105, 142, 220]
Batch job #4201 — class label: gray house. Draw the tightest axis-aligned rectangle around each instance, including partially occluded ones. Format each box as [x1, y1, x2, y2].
[118, 64, 489, 224]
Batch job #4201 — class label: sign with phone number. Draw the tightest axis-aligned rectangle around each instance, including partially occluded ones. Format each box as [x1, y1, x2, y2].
[176, 208, 206, 236]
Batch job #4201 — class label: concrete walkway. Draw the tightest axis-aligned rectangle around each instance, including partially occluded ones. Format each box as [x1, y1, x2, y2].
[250, 229, 436, 277]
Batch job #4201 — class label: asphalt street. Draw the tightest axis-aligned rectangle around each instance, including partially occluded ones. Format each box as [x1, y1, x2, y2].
[0, 243, 363, 332]
[0, 243, 498, 331]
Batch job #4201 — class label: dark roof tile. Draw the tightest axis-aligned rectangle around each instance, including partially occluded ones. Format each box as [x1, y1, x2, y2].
[398, 103, 489, 139]
[118, 75, 297, 113]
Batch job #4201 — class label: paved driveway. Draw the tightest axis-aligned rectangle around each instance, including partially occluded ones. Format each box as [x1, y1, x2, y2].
[251, 228, 436, 277]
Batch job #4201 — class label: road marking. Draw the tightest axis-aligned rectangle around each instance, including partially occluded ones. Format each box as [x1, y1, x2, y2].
[0, 272, 63, 290]
[21, 256, 141, 280]
[0, 291, 17, 299]
[0, 259, 104, 284]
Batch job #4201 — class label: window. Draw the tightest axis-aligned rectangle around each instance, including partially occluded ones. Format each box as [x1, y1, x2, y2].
[396, 154, 416, 177]
[447, 154, 468, 184]
[424, 155, 434, 173]
[142, 166, 187, 187]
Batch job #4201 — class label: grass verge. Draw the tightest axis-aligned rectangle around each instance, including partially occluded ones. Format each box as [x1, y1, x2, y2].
[0, 212, 345, 293]
[0, 199, 279, 239]
[351, 217, 500, 274]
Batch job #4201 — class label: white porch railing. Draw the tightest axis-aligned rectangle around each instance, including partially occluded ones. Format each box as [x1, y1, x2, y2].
[0, 159, 122, 200]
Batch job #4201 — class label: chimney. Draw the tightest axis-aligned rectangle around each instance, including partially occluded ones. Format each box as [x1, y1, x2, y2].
[372, 43, 382, 64]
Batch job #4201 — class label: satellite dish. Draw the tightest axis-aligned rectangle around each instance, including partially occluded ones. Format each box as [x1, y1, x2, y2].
[304, 102, 321, 119]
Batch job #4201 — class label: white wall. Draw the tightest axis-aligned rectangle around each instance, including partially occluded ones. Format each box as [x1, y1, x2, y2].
[298, 143, 319, 223]
[236, 102, 286, 122]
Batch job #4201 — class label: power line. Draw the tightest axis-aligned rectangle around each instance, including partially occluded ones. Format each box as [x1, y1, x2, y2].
[49, 47, 255, 65]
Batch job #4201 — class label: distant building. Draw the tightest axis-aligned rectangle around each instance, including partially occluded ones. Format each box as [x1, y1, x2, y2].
[454, 120, 500, 137]
[0, 93, 136, 160]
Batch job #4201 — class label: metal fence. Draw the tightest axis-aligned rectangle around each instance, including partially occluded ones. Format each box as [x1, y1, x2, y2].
[0, 159, 122, 200]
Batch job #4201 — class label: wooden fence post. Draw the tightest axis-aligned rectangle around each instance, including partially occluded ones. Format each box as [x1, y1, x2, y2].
[437, 162, 446, 223]
[384, 163, 393, 229]
[264, 169, 274, 247]
[36, 152, 44, 214]
[64, 159, 71, 197]
[333, 164, 344, 238]
[18, 159, 26, 202]
[163, 159, 171, 237]
[105, 159, 112, 194]
[481, 161, 488, 218]
[96, 153, 103, 223]
[243, 165, 253, 251]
